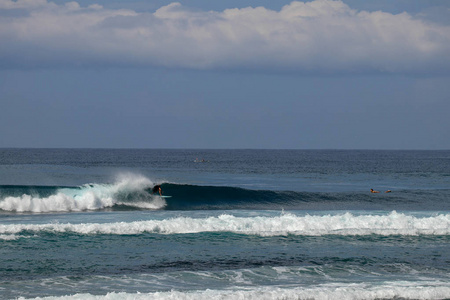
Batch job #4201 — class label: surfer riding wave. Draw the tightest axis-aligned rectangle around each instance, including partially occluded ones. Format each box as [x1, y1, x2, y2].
[152, 184, 162, 196]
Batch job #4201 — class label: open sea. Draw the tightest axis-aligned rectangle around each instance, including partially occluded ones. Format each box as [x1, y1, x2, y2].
[0, 149, 449, 300]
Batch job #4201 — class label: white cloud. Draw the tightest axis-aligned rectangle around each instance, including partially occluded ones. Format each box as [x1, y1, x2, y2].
[0, 0, 449, 74]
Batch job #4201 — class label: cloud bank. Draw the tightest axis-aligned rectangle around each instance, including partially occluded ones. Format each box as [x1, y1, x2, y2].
[1, 0, 449, 74]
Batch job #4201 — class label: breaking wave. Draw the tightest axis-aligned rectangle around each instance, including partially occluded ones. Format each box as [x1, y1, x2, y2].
[0, 174, 166, 213]
[14, 280, 450, 300]
[1, 175, 449, 213]
[1, 211, 449, 237]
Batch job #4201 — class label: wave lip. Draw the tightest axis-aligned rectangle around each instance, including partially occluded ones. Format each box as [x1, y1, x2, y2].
[0, 174, 166, 213]
[1, 212, 449, 237]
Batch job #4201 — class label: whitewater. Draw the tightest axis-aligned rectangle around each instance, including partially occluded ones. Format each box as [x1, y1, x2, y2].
[1, 211, 449, 237]
[13, 282, 450, 300]
[0, 175, 167, 212]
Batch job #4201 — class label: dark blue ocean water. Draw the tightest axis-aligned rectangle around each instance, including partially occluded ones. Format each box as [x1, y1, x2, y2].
[0, 149, 449, 299]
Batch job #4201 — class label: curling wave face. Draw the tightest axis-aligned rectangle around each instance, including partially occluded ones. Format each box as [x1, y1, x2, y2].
[1, 178, 449, 213]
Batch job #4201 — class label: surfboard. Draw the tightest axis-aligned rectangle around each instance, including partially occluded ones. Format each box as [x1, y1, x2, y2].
[160, 195, 172, 198]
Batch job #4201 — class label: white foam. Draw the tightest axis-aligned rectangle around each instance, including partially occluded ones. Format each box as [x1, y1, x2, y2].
[14, 281, 450, 300]
[0, 174, 165, 213]
[1, 211, 449, 236]
[116, 199, 167, 210]
[0, 234, 26, 240]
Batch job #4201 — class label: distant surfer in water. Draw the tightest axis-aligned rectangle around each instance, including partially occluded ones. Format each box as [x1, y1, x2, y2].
[152, 184, 162, 196]
[370, 189, 380, 193]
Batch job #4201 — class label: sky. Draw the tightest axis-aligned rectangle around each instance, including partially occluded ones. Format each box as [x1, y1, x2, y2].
[0, 0, 449, 149]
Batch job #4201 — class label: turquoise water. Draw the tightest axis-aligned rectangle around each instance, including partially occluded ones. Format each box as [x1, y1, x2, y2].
[0, 149, 449, 299]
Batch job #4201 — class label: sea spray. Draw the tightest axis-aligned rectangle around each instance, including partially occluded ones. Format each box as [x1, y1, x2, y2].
[0, 174, 165, 212]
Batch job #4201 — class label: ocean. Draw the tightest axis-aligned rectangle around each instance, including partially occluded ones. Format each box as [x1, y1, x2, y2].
[0, 149, 449, 300]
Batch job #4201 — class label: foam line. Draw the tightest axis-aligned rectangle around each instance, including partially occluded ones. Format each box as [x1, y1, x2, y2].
[14, 281, 450, 300]
[1, 212, 449, 236]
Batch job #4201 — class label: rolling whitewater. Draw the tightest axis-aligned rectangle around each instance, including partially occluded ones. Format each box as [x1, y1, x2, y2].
[0, 149, 449, 299]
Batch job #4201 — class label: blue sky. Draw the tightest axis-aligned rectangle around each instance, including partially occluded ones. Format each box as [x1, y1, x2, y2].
[1, 0, 449, 149]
